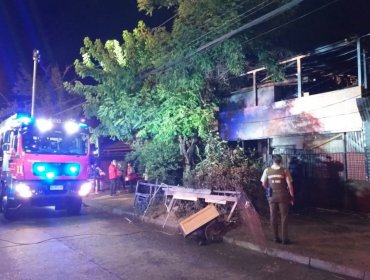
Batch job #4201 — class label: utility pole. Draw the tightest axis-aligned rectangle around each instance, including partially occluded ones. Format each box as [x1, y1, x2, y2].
[31, 49, 40, 117]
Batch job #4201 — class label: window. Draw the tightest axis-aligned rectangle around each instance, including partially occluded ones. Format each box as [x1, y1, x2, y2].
[22, 127, 88, 155]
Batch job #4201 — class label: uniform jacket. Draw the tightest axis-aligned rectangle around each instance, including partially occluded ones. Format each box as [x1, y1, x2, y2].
[266, 167, 292, 203]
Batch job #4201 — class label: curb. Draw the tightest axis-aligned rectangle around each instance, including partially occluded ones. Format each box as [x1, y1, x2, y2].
[85, 200, 368, 280]
[223, 236, 367, 280]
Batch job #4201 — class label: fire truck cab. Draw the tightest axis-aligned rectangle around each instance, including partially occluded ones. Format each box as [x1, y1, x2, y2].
[0, 114, 92, 219]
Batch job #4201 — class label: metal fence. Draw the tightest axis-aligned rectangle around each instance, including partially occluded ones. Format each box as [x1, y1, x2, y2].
[271, 151, 367, 181]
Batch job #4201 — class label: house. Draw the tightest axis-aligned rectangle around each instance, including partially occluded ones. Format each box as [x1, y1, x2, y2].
[218, 36, 370, 212]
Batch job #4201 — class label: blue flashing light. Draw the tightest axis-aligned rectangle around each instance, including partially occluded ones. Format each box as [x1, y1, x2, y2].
[65, 163, 80, 176]
[70, 166, 78, 173]
[45, 171, 56, 179]
[32, 162, 80, 178]
[33, 163, 47, 175]
[36, 165, 46, 172]
[79, 123, 88, 128]
[16, 114, 32, 125]
[33, 163, 57, 179]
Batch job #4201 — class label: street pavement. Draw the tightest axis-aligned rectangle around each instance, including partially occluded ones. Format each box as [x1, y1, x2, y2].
[84, 190, 370, 280]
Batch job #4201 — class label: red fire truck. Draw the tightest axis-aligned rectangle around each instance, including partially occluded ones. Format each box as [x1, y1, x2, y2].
[0, 114, 92, 219]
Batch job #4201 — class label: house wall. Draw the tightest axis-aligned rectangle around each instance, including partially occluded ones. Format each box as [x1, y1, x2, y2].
[221, 86, 370, 212]
[219, 86, 363, 141]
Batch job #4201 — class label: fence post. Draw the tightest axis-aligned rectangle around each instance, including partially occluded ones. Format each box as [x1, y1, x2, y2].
[343, 132, 349, 210]
[343, 132, 348, 182]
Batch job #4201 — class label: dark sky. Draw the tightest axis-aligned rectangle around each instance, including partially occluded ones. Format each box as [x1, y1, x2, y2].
[275, 0, 370, 51]
[0, 0, 171, 95]
[0, 0, 370, 97]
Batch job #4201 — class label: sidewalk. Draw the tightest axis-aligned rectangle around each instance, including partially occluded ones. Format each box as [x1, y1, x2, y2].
[84, 191, 370, 280]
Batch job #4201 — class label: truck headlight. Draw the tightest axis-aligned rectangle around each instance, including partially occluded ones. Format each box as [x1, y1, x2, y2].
[15, 183, 33, 198]
[78, 182, 92, 197]
[64, 121, 80, 134]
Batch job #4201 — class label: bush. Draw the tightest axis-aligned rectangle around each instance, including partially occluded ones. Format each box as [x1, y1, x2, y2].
[126, 138, 183, 185]
[192, 134, 268, 215]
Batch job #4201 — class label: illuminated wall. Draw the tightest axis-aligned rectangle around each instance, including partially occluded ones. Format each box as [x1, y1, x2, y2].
[219, 86, 363, 141]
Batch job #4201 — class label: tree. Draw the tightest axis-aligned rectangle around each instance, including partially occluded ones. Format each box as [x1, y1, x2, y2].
[67, 0, 291, 184]
[126, 138, 182, 184]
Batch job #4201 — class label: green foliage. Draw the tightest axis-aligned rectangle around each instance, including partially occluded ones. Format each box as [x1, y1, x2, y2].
[192, 133, 267, 213]
[67, 0, 293, 184]
[257, 50, 285, 81]
[126, 138, 182, 184]
[137, 0, 178, 15]
[67, 18, 221, 144]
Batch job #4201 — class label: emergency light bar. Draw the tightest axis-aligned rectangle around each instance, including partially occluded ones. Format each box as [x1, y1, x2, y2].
[12, 114, 87, 134]
[17, 115, 32, 125]
[36, 119, 53, 132]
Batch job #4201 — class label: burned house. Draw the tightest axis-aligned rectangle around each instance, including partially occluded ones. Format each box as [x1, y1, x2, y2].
[219, 36, 370, 212]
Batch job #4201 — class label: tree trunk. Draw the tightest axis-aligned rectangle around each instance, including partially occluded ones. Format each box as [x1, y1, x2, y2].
[179, 136, 197, 186]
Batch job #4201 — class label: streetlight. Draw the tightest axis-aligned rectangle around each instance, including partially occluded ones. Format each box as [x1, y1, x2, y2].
[31, 49, 40, 117]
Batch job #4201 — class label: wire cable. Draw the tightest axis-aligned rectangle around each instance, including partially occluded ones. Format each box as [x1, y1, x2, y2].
[0, 229, 176, 249]
[184, 0, 275, 50]
[240, 0, 340, 47]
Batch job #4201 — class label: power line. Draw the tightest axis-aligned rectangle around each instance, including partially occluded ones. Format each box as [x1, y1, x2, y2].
[240, 0, 340, 47]
[140, 0, 304, 80]
[194, 0, 304, 54]
[64, 0, 307, 117]
[66, 0, 351, 119]
[158, 1, 276, 67]
[52, 102, 85, 117]
[184, 0, 275, 49]
[156, 13, 177, 28]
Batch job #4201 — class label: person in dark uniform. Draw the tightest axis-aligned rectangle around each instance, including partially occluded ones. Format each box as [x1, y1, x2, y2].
[261, 154, 294, 244]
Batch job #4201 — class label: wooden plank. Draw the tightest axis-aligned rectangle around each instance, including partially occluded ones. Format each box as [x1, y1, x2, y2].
[173, 193, 198, 201]
[179, 205, 220, 236]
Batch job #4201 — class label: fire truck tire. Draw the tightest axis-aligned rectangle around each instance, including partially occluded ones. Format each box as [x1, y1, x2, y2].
[0, 182, 5, 213]
[66, 198, 82, 215]
[2, 199, 19, 220]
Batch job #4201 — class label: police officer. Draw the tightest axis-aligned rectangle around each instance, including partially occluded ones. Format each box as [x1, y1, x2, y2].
[261, 154, 294, 244]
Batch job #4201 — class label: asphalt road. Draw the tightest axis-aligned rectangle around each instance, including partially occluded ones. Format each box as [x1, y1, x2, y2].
[0, 206, 356, 280]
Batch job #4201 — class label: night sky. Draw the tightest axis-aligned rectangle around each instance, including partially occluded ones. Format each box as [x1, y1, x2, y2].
[0, 0, 370, 97]
[0, 0, 171, 96]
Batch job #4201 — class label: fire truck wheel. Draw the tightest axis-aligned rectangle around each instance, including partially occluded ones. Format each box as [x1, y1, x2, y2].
[66, 198, 82, 215]
[0, 182, 5, 213]
[2, 199, 19, 220]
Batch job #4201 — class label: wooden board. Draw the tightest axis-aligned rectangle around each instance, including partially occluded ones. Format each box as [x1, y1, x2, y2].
[179, 204, 220, 236]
